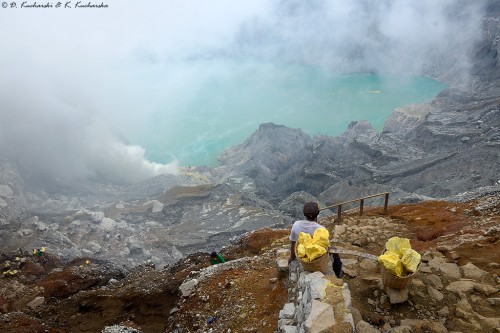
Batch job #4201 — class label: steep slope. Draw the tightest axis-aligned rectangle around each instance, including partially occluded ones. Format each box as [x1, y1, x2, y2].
[1, 194, 498, 333]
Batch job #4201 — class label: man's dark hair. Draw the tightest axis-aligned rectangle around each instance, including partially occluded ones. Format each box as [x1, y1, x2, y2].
[210, 251, 217, 258]
[303, 202, 320, 220]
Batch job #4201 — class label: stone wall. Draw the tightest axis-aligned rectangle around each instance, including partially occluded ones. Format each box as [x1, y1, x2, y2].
[276, 248, 355, 333]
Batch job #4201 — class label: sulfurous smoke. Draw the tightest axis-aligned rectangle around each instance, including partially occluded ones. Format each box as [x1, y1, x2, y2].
[0, 0, 487, 184]
[232, 0, 487, 84]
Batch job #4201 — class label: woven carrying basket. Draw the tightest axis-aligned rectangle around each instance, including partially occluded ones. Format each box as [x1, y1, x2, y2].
[380, 250, 419, 290]
[297, 251, 331, 273]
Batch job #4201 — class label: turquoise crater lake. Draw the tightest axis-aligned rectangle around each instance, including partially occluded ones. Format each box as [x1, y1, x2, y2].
[133, 61, 447, 167]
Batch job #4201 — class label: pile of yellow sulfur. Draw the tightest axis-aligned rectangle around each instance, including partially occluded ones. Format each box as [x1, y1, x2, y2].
[296, 228, 330, 262]
[378, 237, 421, 277]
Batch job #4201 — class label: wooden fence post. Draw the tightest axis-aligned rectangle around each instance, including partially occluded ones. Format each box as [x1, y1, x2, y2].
[384, 193, 389, 214]
[360, 199, 364, 216]
[337, 205, 342, 222]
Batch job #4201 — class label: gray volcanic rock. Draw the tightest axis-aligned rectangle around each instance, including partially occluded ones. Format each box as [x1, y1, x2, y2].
[278, 191, 332, 220]
[1, 175, 293, 268]
[217, 123, 314, 202]
[212, 79, 499, 205]
[383, 104, 432, 141]
[319, 182, 401, 208]
[0, 159, 28, 223]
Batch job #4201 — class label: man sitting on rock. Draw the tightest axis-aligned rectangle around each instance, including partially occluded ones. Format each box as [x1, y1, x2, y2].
[288, 202, 343, 278]
[210, 251, 225, 265]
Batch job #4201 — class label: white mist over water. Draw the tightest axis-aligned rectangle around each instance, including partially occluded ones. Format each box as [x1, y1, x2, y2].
[0, 0, 486, 183]
[132, 60, 447, 166]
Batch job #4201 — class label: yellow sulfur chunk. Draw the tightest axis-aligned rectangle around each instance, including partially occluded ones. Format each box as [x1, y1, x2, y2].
[312, 228, 330, 249]
[298, 232, 313, 247]
[379, 251, 404, 277]
[307, 244, 327, 261]
[401, 248, 421, 273]
[297, 244, 307, 261]
[385, 237, 411, 257]
[296, 228, 330, 262]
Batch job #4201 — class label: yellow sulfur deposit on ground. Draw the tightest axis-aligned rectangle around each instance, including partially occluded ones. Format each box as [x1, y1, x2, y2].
[296, 228, 330, 262]
[379, 237, 421, 277]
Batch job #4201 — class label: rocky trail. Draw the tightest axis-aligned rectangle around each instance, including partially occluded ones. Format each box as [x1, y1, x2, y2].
[0, 194, 498, 333]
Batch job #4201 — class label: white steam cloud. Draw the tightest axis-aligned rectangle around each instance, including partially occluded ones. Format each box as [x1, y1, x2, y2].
[0, 0, 487, 184]
[233, 0, 486, 82]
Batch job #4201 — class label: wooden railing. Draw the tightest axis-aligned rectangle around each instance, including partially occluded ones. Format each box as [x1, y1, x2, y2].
[319, 192, 390, 222]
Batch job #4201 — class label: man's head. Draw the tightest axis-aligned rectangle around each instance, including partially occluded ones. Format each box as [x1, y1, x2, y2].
[210, 251, 217, 258]
[303, 202, 320, 220]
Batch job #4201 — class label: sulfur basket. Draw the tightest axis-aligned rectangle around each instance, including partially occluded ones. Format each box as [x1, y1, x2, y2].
[297, 252, 331, 273]
[380, 250, 419, 290]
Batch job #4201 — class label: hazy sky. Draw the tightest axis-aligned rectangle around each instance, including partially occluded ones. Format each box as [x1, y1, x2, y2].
[0, 0, 486, 184]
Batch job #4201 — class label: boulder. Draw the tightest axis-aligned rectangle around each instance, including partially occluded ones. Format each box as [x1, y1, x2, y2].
[445, 280, 476, 295]
[277, 248, 290, 272]
[439, 263, 461, 279]
[359, 259, 378, 272]
[427, 286, 444, 301]
[282, 326, 297, 333]
[356, 320, 380, 333]
[143, 200, 164, 213]
[0, 184, 13, 198]
[460, 263, 488, 280]
[304, 300, 336, 333]
[437, 306, 449, 317]
[35, 222, 48, 232]
[100, 218, 117, 230]
[279, 303, 295, 319]
[90, 212, 105, 223]
[87, 242, 102, 254]
[424, 274, 443, 290]
[26, 296, 45, 310]
[351, 307, 363, 326]
[0, 197, 8, 208]
[179, 279, 199, 297]
[385, 287, 409, 304]
[414, 321, 448, 333]
[473, 283, 498, 296]
[428, 257, 446, 271]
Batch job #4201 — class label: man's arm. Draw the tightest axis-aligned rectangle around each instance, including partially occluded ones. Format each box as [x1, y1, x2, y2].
[217, 253, 225, 263]
[289, 241, 296, 263]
